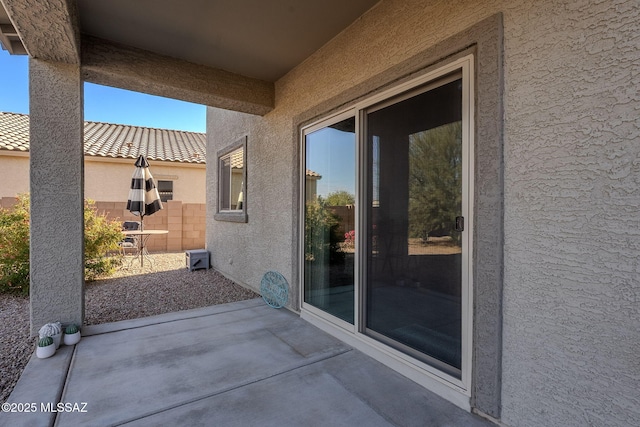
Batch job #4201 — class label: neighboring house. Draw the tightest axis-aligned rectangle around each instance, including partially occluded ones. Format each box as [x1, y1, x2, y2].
[0, 112, 206, 250]
[2, 2, 638, 427]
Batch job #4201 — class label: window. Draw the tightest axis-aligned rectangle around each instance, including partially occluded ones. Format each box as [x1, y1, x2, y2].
[215, 137, 247, 222]
[157, 180, 173, 202]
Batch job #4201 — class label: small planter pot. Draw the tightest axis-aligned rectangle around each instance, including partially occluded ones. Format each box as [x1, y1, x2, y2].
[39, 322, 63, 348]
[50, 332, 62, 349]
[63, 331, 81, 345]
[36, 344, 56, 359]
[36, 337, 56, 359]
[64, 324, 81, 345]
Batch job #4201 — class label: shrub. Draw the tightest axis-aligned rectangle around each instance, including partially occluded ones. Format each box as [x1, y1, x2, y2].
[0, 195, 30, 294]
[0, 195, 123, 294]
[84, 199, 123, 281]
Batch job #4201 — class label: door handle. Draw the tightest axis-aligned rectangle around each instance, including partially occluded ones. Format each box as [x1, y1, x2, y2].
[455, 216, 464, 232]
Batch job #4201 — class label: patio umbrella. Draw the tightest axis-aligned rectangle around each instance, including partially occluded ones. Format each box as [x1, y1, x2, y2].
[126, 155, 163, 265]
[127, 154, 163, 224]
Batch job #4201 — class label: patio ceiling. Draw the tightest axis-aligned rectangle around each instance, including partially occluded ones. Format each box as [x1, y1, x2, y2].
[0, 0, 380, 114]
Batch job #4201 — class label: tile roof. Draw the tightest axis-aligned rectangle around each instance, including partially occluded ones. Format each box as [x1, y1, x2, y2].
[0, 112, 29, 152]
[0, 112, 206, 164]
[228, 148, 244, 169]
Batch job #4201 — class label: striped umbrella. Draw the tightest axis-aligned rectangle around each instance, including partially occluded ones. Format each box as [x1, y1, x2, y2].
[126, 155, 163, 227]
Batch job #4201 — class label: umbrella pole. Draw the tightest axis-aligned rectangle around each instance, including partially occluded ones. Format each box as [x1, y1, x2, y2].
[140, 216, 144, 267]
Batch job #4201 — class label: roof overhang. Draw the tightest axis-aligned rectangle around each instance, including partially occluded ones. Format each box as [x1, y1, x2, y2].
[0, 5, 25, 54]
[0, 0, 380, 115]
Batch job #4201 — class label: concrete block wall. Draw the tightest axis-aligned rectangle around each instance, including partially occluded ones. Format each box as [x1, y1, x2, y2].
[181, 203, 207, 250]
[94, 200, 205, 251]
[1, 198, 205, 251]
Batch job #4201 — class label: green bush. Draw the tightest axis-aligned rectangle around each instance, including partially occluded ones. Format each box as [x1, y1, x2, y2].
[0, 195, 123, 295]
[83, 199, 123, 281]
[0, 195, 30, 294]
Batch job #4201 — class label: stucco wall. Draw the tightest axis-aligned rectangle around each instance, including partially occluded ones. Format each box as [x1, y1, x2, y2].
[0, 156, 205, 203]
[84, 158, 205, 203]
[499, 2, 640, 427]
[0, 154, 29, 198]
[29, 58, 85, 335]
[207, 1, 640, 426]
[206, 110, 291, 298]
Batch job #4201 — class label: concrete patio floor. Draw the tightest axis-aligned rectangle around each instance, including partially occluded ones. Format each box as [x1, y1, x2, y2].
[4, 298, 493, 427]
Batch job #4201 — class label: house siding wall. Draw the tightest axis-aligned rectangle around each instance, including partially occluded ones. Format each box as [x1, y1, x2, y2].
[0, 154, 29, 198]
[84, 158, 205, 203]
[0, 155, 206, 251]
[206, 1, 640, 426]
[0, 156, 205, 203]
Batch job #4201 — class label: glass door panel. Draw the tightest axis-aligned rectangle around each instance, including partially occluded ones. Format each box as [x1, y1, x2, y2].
[365, 77, 464, 378]
[304, 117, 356, 324]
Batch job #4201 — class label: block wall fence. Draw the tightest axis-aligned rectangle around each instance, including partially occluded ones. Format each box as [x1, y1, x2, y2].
[0, 197, 205, 252]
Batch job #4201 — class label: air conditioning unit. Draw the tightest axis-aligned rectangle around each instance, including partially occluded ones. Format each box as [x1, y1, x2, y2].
[186, 249, 209, 272]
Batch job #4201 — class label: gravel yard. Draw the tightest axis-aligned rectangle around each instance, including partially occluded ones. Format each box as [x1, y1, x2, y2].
[0, 252, 258, 403]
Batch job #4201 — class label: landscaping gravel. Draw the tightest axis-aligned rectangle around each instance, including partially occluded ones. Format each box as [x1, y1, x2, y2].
[0, 252, 258, 403]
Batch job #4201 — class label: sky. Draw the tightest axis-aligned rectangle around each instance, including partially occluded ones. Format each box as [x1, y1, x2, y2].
[0, 49, 206, 133]
[306, 127, 356, 198]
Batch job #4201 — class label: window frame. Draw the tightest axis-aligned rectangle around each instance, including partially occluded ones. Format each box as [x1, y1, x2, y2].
[157, 180, 173, 202]
[299, 54, 475, 405]
[214, 136, 248, 223]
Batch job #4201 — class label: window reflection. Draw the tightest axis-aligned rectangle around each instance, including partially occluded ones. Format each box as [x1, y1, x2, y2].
[219, 146, 244, 211]
[304, 117, 356, 324]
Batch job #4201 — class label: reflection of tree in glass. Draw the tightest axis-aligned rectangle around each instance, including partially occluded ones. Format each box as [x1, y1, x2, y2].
[408, 121, 462, 246]
[325, 190, 355, 206]
[304, 197, 345, 263]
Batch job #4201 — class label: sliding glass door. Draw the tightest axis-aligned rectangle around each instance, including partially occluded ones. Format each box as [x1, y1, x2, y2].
[364, 75, 464, 378]
[302, 57, 472, 383]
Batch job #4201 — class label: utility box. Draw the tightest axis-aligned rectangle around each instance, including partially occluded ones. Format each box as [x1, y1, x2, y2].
[186, 249, 209, 272]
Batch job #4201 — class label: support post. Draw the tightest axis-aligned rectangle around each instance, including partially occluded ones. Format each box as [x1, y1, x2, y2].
[29, 58, 84, 335]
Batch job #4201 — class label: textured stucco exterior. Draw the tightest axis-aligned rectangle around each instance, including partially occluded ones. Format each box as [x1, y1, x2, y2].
[207, 1, 640, 426]
[500, 2, 640, 426]
[29, 58, 84, 335]
[1, 0, 80, 63]
[0, 153, 29, 197]
[0, 155, 205, 203]
[81, 36, 274, 116]
[84, 158, 205, 203]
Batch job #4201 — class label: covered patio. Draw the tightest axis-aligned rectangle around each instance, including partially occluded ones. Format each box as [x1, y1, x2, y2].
[3, 1, 639, 426]
[5, 299, 492, 426]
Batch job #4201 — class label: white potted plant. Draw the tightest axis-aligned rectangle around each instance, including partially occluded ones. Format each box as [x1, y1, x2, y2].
[36, 336, 56, 359]
[38, 322, 62, 349]
[63, 324, 81, 345]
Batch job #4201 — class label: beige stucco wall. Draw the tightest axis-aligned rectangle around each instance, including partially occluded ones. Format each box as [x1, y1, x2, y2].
[207, 1, 640, 426]
[84, 158, 205, 203]
[0, 153, 29, 198]
[0, 155, 205, 203]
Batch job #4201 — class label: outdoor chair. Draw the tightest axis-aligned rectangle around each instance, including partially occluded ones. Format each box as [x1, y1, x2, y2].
[118, 221, 141, 256]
